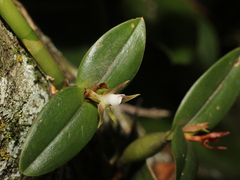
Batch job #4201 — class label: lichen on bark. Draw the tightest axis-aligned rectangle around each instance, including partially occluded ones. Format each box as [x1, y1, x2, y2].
[0, 19, 50, 179]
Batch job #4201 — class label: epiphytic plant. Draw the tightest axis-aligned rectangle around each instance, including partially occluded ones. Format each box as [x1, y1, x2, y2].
[1, 0, 240, 179]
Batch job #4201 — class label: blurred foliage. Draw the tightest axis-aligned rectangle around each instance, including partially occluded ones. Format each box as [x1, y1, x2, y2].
[20, 0, 240, 179]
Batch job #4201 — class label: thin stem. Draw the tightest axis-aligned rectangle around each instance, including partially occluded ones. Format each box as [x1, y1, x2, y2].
[0, 0, 65, 89]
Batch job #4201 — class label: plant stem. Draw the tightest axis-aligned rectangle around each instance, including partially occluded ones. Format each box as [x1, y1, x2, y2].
[0, 0, 65, 89]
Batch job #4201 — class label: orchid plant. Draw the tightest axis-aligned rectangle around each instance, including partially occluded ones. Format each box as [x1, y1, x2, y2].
[1, 0, 240, 179]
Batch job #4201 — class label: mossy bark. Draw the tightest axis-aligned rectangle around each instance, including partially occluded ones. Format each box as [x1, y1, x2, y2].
[0, 18, 50, 179]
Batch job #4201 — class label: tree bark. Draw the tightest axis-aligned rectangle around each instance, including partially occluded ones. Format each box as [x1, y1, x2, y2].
[0, 18, 50, 179]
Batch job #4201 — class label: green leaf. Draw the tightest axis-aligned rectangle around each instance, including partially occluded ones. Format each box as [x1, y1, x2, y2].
[180, 142, 198, 180]
[77, 17, 146, 89]
[172, 126, 198, 180]
[172, 48, 240, 129]
[19, 87, 98, 176]
[118, 132, 168, 166]
[172, 126, 187, 180]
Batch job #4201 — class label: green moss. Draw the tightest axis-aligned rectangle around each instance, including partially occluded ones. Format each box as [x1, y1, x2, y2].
[0, 19, 50, 179]
[0, 123, 6, 131]
[0, 147, 10, 161]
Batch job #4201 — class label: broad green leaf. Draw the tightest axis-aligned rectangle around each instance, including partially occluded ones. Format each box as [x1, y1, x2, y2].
[172, 126, 198, 180]
[19, 87, 98, 176]
[172, 48, 240, 129]
[77, 17, 146, 89]
[172, 126, 187, 180]
[172, 126, 198, 179]
[118, 132, 168, 166]
[180, 142, 198, 180]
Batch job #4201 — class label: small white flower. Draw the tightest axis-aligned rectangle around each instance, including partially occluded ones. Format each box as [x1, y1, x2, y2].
[103, 94, 125, 106]
[85, 81, 140, 127]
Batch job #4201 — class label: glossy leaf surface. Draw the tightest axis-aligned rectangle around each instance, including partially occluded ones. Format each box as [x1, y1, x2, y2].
[172, 126, 198, 180]
[172, 48, 240, 129]
[77, 17, 146, 89]
[172, 126, 187, 180]
[180, 142, 198, 180]
[19, 87, 98, 176]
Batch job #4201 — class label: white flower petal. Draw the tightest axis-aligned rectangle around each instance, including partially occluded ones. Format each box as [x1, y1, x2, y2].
[103, 94, 124, 106]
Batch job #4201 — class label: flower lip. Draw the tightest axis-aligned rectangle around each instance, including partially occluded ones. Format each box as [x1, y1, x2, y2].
[103, 94, 125, 106]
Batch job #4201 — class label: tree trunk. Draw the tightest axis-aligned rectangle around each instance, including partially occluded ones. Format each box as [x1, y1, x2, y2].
[0, 18, 50, 179]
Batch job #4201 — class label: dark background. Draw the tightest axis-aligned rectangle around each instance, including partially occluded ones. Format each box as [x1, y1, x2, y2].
[20, 0, 240, 179]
